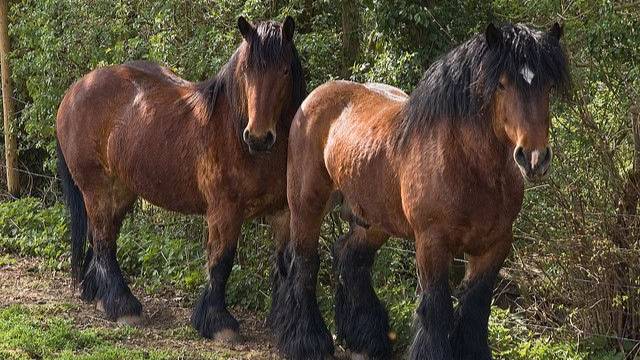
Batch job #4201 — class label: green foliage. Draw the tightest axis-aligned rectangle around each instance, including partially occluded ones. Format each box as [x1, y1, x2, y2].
[117, 209, 207, 294]
[0, 197, 68, 269]
[489, 308, 619, 360]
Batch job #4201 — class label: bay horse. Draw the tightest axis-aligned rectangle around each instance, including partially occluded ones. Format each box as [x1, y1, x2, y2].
[55, 16, 305, 341]
[271, 23, 570, 359]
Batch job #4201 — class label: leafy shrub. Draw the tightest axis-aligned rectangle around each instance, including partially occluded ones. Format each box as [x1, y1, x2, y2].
[0, 197, 68, 269]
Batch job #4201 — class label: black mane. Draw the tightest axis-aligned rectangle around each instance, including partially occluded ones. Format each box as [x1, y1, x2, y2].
[198, 20, 306, 128]
[397, 23, 570, 144]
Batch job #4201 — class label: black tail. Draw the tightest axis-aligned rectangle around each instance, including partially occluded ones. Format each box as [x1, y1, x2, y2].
[56, 140, 88, 285]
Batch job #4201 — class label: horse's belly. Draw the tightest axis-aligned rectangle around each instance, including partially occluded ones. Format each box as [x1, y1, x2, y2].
[325, 146, 409, 237]
[132, 176, 206, 214]
[107, 129, 207, 214]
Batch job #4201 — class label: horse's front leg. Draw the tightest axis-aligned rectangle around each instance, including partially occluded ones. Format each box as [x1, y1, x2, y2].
[191, 206, 243, 342]
[272, 183, 334, 359]
[450, 233, 511, 360]
[411, 232, 454, 360]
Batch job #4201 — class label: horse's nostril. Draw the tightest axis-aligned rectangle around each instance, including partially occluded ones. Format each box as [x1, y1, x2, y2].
[243, 129, 250, 143]
[514, 146, 527, 167]
[265, 131, 275, 146]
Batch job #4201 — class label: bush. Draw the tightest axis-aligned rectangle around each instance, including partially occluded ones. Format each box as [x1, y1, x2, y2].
[0, 197, 68, 269]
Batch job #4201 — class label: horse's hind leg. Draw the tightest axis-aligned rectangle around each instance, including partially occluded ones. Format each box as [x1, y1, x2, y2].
[450, 233, 511, 360]
[191, 205, 243, 342]
[81, 185, 141, 325]
[334, 224, 392, 359]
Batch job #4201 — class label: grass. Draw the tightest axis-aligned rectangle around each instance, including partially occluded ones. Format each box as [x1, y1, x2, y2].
[0, 304, 163, 360]
[0, 303, 268, 360]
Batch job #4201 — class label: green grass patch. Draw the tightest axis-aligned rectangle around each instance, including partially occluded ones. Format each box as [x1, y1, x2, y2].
[0, 254, 17, 266]
[0, 304, 232, 360]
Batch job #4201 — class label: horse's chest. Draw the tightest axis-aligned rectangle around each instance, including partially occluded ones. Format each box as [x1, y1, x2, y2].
[442, 179, 523, 252]
[202, 154, 287, 217]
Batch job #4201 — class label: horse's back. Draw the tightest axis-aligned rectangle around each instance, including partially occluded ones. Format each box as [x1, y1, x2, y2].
[56, 62, 182, 138]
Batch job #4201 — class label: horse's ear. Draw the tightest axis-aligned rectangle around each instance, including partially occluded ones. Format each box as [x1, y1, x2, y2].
[485, 23, 502, 47]
[238, 16, 255, 41]
[549, 22, 564, 40]
[283, 16, 295, 42]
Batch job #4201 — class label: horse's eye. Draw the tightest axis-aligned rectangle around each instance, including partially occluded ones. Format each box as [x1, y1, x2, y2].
[497, 82, 506, 90]
[283, 67, 290, 76]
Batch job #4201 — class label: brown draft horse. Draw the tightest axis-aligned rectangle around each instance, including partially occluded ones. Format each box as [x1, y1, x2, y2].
[271, 23, 570, 359]
[55, 16, 305, 341]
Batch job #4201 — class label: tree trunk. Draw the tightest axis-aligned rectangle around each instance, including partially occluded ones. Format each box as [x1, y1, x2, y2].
[0, 0, 18, 196]
[340, 0, 360, 78]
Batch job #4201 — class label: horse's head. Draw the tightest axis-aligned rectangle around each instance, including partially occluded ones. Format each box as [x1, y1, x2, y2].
[236, 16, 300, 154]
[487, 22, 570, 181]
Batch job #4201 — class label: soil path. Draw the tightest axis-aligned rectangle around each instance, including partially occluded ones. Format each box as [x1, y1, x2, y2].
[0, 255, 283, 359]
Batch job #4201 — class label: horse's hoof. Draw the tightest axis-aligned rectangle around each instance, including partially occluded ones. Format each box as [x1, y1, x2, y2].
[117, 314, 145, 327]
[212, 328, 242, 344]
[96, 300, 144, 326]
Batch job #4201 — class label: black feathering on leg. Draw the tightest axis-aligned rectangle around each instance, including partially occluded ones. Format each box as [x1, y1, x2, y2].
[267, 245, 292, 327]
[271, 246, 334, 360]
[334, 235, 392, 359]
[410, 276, 454, 360]
[191, 248, 239, 339]
[80, 246, 142, 321]
[450, 270, 499, 360]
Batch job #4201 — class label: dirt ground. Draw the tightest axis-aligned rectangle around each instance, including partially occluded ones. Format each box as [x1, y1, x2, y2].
[0, 255, 288, 359]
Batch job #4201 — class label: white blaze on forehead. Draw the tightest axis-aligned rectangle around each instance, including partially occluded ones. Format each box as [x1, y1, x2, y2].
[520, 65, 535, 85]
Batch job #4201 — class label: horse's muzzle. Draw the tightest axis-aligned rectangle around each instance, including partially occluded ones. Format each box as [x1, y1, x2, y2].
[243, 129, 276, 153]
[514, 145, 552, 181]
